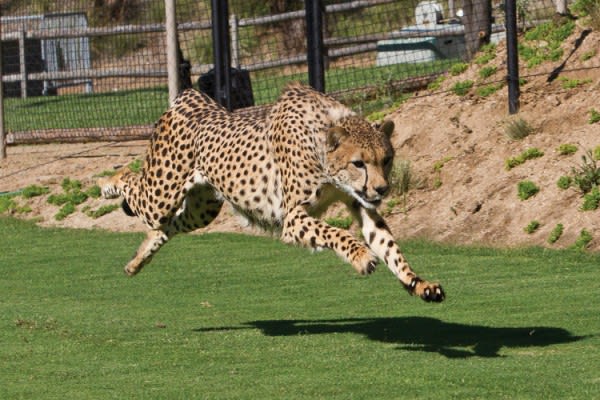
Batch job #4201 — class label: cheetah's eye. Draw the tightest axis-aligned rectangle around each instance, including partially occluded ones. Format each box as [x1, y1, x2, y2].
[351, 160, 365, 169]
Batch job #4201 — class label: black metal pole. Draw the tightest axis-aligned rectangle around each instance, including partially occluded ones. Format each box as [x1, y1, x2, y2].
[305, 0, 325, 92]
[211, 0, 232, 111]
[505, 0, 520, 114]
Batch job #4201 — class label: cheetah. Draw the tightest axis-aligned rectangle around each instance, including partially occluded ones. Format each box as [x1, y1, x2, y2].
[99, 83, 444, 302]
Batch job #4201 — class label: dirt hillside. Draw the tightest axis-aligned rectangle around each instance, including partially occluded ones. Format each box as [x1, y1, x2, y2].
[1, 25, 600, 251]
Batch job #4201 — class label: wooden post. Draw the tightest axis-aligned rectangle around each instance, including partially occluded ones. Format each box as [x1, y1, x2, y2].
[555, 0, 568, 15]
[230, 14, 239, 68]
[0, 12, 6, 160]
[18, 30, 27, 98]
[165, 0, 180, 104]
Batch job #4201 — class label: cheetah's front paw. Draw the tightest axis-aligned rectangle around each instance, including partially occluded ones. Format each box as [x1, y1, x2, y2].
[405, 277, 445, 302]
[350, 246, 378, 275]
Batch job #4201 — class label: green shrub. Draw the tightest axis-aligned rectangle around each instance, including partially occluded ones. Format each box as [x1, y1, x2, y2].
[479, 66, 497, 79]
[449, 63, 468, 76]
[427, 75, 446, 91]
[85, 204, 121, 219]
[520, 20, 575, 67]
[557, 175, 572, 190]
[325, 215, 353, 230]
[61, 178, 82, 193]
[581, 187, 600, 210]
[504, 117, 534, 140]
[572, 229, 593, 250]
[451, 80, 474, 96]
[548, 223, 564, 244]
[0, 195, 18, 214]
[55, 203, 76, 221]
[94, 169, 117, 178]
[558, 77, 592, 89]
[580, 50, 596, 61]
[556, 143, 578, 155]
[589, 109, 600, 124]
[524, 220, 540, 234]
[517, 180, 539, 200]
[128, 159, 143, 173]
[571, 150, 600, 193]
[476, 83, 503, 97]
[21, 185, 50, 198]
[594, 145, 600, 160]
[86, 185, 102, 199]
[506, 148, 544, 170]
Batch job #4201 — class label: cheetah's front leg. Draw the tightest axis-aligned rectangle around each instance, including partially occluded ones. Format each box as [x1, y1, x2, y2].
[357, 207, 445, 302]
[282, 206, 378, 275]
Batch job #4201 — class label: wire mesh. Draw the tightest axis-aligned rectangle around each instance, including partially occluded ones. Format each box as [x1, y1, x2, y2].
[1, 0, 599, 142]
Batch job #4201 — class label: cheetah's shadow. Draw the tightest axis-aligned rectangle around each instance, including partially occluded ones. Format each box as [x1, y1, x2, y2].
[195, 317, 584, 358]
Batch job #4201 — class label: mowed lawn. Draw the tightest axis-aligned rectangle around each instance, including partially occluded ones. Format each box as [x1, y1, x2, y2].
[1, 216, 599, 399]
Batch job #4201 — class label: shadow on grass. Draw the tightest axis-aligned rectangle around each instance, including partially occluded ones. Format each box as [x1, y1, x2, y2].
[195, 317, 585, 358]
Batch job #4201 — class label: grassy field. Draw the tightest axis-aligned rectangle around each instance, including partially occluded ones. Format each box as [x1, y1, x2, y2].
[1, 216, 599, 399]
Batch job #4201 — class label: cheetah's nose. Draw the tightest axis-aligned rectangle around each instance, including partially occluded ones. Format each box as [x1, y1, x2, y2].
[375, 185, 389, 196]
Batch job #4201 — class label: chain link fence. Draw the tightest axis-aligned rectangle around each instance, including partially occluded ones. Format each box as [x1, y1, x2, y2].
[1, 0, 598, 154]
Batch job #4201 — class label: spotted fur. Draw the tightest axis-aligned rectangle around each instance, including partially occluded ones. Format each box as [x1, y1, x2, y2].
[99, 83, 444, 302]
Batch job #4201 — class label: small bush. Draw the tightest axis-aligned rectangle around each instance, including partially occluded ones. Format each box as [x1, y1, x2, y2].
[589, 109, 600, 124]
[571, 150, 600, 193]
[524, 220, 540, 234]
[581, 187, 600, 210]
[94, 170, 117, 178]
[505, 147, 544, 170]
[55, 203, 76, 221]
[85, 204, 121, 219]
[450, 63, 469, 76]
[556, 143, 578, 155]
[21, 185, 50, 198]
[594, 145, 600, 161]
[128, 159, 143, 173]
[572, 229, 593, 250]
[517, 180, 539, 200]
[476, 83, 503, 97]
[557, 175, 572, 190]
[479, 66, 497, 79]
[61, 178, 82, 193]
[451, 80, 474, 96]
[580, 50, 596, 61]
[86, 185, 102, 199]
[548, 223, 564, 244]
[325, 215, 353, 230]
[427, 75, 446, 91]
[558, 77, 592, 89]
[0, 195, 18, 214]
[390, 160, 413, 196]
[504, 117, 534, 140]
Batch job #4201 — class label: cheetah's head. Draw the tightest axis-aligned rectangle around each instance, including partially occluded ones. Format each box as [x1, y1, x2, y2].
[326, 117, 395, 209]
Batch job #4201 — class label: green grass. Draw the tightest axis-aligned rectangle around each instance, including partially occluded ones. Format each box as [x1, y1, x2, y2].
[8, 61, 455, 133]
[5, 87, 169, 132]
[1, 216, 599, 399]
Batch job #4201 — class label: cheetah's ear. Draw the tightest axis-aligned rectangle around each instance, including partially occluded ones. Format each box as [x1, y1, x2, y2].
[379, 120, 395, 138]
[327, 126, 348, 152]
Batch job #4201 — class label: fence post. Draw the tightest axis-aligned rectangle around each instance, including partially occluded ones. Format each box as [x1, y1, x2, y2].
[555, 0, 568, 14]
[18, 30, 27, 98]
[0, 12, 5, 160]
[305, 0, 325, 92]
[211, 0, 232, 111]
[230, 14, 240, 68]
[165, 0, 180, 104]
[505, 0, 520, 114]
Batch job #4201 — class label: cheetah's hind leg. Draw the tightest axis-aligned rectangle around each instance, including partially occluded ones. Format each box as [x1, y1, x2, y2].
[123, 184, 223, 276]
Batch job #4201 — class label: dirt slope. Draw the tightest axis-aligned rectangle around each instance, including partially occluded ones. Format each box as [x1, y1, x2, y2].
[1, 26, 600, 250]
